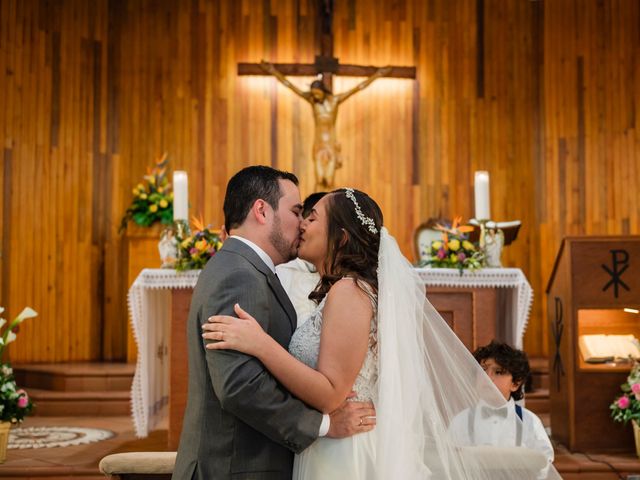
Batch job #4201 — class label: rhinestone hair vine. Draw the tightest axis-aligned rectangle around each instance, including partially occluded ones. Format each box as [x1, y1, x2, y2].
[344, 188, 379, 235]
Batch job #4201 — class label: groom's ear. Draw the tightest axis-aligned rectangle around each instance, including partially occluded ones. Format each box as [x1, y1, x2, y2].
[251, 199, 269, 225]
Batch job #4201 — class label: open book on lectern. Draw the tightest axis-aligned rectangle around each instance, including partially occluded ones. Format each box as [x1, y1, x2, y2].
[579, 334, 640, 363]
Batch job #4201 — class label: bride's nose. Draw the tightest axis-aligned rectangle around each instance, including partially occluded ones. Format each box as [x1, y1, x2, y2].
[300, 218, 309, 232]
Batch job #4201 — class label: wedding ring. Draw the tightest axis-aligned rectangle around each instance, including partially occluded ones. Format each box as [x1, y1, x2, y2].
[359, 417, 363, 426]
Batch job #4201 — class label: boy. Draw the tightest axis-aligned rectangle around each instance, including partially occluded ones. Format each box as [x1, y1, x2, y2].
[449, 341, 554, 479]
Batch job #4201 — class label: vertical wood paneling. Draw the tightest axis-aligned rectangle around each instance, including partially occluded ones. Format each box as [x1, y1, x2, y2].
[1, 0, 639, 361]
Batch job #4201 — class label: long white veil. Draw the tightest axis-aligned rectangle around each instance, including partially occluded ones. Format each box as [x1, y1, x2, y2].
[376, 227, 561, 479]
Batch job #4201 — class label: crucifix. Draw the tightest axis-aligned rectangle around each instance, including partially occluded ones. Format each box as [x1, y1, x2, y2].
[238, 0, 416, 189]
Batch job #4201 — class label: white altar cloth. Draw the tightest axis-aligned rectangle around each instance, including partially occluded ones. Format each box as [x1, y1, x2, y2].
[128, 267, 532, 437]
[415, 267, 533, 350]
[128, 269, 199, 438]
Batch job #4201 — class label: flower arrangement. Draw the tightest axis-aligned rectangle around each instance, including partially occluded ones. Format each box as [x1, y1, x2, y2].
[120, 153, 173, 232]
[419, 216, 485, 273]
[174, 217, 224, 271]
[0, 306, 36, 423]
[610, 359, 640, 425]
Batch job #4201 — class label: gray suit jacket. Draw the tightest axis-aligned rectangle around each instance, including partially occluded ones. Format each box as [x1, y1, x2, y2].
[173, 238, 323, 480]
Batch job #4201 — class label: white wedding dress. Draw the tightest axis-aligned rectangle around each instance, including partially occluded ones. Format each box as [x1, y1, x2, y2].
[286, 228, 561, 480]
[289, 288, 378, 480]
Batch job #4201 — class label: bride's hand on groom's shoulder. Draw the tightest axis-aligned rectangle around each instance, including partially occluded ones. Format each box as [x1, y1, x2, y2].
[202, 304, 267, 357]
[326, 392, 376, 438]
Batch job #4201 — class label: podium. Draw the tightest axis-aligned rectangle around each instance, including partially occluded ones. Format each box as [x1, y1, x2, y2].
[547, 236, 640, 451]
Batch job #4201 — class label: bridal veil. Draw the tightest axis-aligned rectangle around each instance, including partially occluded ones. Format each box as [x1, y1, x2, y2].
[376, 227, 560, 479]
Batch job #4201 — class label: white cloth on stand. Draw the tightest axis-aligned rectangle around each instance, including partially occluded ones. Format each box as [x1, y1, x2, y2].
[276, 258, 320, 327]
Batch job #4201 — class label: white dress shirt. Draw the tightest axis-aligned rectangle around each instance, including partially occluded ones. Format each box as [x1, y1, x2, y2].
[448, 398, 553, 479]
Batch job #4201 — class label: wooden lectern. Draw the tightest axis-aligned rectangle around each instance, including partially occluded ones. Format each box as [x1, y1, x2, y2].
[547, 236, 640, 452]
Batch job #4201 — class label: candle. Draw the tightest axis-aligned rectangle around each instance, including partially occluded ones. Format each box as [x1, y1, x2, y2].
[474, 171, 491, 220]
[173, 171, 189, 221]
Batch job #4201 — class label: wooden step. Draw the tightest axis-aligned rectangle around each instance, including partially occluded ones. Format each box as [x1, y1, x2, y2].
[26, 388, 131, 416]
[531, 371, 549, 390]
[12, 363, 134, 417]
[525, 388, 550, 414]
[527, 357, 550, 391]
[13, 362, 134, 392]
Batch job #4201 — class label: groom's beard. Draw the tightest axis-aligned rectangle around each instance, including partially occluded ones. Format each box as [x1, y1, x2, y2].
[269, 214, 298, 264]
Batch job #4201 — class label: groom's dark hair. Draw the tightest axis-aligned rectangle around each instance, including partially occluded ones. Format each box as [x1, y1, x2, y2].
[223, 165, 298, 233]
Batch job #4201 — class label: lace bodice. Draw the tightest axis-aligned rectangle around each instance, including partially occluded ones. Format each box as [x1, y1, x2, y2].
[288, 284, 378, 403]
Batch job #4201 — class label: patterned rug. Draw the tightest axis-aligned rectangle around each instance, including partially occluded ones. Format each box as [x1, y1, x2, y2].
[8, 426, 115, 449]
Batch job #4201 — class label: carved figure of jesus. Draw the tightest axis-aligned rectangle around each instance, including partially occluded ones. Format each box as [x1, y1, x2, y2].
[260, 61, 391, 189]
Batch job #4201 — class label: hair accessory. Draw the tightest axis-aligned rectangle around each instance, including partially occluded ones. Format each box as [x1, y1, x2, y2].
[344, 188, 379, 235]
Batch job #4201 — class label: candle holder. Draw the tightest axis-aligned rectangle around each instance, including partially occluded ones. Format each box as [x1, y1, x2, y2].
[173, 219, 191, 261]
[478, 219, 504, 268]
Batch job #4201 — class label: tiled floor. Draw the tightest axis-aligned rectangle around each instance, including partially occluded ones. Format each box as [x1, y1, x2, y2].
[2, 414, 640, 479]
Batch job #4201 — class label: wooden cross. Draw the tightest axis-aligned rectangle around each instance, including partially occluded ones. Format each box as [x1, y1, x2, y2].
[238, 0, 416, 88]
[238, 0, 416, 188]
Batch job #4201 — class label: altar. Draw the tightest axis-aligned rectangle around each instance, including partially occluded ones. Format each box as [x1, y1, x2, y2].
[127, 267, 532, 444]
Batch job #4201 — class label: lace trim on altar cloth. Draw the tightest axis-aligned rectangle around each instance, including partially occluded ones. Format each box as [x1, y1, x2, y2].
[128, 269, 199, 437]
[131, 268, 200, 289]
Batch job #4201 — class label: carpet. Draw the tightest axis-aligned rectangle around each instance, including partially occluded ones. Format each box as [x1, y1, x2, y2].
[8, 426, 115, 449]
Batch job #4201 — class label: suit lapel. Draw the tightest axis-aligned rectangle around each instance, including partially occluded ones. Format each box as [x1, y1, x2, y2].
[223, 238, 297, 333]
[266, 274, 298, 333]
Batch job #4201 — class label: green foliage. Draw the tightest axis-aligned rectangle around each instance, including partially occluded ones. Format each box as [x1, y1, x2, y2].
[0, 307, 36, 423]
[610, 360, 640, 426]
[120, 153, 173, 232]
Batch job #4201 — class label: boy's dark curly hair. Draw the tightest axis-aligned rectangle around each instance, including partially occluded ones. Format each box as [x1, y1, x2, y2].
[473, 340, 531, 401]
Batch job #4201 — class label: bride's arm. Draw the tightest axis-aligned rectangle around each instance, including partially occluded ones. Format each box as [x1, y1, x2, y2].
[202, 278, 372, 413]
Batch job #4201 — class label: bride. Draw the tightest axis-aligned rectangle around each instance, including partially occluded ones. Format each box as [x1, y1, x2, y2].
[203, 188, 560, 479]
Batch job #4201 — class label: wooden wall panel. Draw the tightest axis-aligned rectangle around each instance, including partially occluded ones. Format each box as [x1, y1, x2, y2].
[1, 0, 638, 362]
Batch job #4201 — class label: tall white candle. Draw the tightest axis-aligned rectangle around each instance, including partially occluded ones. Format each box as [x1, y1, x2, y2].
[474, 171, 491, 220]
[173, 171, 189, 221]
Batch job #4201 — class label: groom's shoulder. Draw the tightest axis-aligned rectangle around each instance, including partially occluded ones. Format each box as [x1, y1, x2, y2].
[198, 242, 266, 286]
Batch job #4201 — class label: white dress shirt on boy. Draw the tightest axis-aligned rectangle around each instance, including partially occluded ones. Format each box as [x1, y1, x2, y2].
[449, 398, 554, 479]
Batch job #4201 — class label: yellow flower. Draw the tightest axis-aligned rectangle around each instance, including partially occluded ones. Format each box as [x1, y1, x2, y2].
[149, 204, 158, 213]
[137, 183, 145, 191]
[148, 176, 156, 185]
[157, 186, 164, 193]
[195, 239, 208, 251]
[462, 240, 475, 251]
[132, 187, 139, 196]
[139, 193, 148, 200]
[432, 241, 443, 250]
[180, 237, 193, 249]
[450, 253, 459, 263]
[169, 192, 174, 200]
[159, 199, 168, 208]
[448, 239, 461, 252]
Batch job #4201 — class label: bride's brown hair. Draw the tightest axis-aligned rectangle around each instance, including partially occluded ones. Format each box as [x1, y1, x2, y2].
[309, 189, 383, 304]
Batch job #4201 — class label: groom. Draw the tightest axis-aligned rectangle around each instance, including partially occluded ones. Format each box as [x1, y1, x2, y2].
[173, 166, 371, 480]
